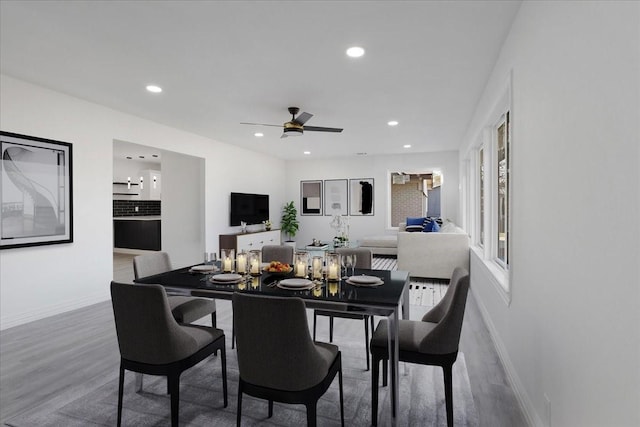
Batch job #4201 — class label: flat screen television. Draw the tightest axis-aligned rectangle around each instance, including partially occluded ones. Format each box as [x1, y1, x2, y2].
[230, 192, 269, 226]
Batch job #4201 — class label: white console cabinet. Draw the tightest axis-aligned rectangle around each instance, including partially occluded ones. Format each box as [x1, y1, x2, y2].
[219, 229, 280, 255]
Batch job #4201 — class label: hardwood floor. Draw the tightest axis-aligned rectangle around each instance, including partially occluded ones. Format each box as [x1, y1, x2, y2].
[0, 253, 527, 426]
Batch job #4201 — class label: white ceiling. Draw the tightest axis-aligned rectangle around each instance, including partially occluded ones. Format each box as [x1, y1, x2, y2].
[0, 1, 521, 160]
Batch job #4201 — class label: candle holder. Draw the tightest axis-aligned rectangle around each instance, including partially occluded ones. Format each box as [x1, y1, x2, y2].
[326, 252, 341, 281]
[312, 255, 324, 280]
[236, 251, 248, 275]
[294, 251, 309, 278]
[248, 250, 262, 275]
[221, 248, 235, 273]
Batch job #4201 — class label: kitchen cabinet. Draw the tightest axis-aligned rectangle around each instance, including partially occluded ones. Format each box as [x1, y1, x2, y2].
[114, 217, 161, 250]
[219, 229, 280, 256]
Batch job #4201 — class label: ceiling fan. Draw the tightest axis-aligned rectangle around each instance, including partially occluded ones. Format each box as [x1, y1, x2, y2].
[241, 107, 343, 138]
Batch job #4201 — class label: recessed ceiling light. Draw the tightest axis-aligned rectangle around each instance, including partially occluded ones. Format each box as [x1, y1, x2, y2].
[146, 85, 162, 93]
[303, 151, 311, 155]
[356, 152, 368, 156]
[139, 155, 145, 158]
[254, 132, 264, 137]
[388, 120, 399, 126]
[152, 154, 158, 157]
[126, 156, 132, 159]
[346, 46, 365, 58]
[403, 144, 412, 148]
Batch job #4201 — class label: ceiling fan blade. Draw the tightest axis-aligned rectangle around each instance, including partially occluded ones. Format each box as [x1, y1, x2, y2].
[240, 122, 282, 128]
[280, 133, 288, 139]
[293, 112, 313, 125]
[304, 126, 343, 133]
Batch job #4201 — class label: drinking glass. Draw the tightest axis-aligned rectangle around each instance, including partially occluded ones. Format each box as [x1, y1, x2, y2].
[350, 254, 357, 276]
[342, 254, 354, 279]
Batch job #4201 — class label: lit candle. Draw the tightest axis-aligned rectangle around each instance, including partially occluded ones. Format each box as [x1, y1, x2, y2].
[236, 253, 247, 274]
[312, 257, 323, 280]
[296, 261, 307, 278]
[328, 263, 339, 280]
[250, 259, 260, 274]
[223, 257, 232, 272]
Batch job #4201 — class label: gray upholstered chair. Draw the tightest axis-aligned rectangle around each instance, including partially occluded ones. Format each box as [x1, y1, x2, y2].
[370, 267, 470, 427]
[133, 252, 217, 327]
[110, 281, 227, 427]
[233, 293, 344, 427]
[261, 244, 294, 265]
[313, 247, 375, 370]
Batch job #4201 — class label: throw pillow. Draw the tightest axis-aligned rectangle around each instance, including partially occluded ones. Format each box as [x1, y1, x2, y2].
[405, 225, 424, 232]
[406, 217, 427, 226]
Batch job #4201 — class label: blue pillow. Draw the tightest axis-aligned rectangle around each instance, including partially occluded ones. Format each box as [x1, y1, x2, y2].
[406, 217, 427, 226]
[423, 218, 440, 232]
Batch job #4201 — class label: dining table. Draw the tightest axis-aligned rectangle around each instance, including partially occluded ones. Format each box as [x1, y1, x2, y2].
[135, 264, 410, 425]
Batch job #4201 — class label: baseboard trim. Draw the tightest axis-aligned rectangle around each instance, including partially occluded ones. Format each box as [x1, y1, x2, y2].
[0, 291, 110, 331]
[470, 286, 543, 427]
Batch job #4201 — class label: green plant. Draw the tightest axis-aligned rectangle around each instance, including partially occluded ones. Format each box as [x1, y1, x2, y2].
[281, 201, 299, 241]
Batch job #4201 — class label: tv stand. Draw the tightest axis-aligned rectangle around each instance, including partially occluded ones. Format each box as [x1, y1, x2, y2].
[218, 229, 280, 256]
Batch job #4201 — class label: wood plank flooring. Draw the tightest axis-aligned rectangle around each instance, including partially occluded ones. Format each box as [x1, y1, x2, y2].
[0, 253, 527, 426]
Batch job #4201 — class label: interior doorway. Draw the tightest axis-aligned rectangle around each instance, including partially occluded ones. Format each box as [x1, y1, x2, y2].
[389, 171, 442, 228]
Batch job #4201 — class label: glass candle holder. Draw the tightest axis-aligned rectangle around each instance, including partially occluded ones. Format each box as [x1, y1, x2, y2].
[326, 252, 341, 281]
[221, 248, 235, 272]
[294, 251, 309, 278]
[236, 251, 248, 275]
[248, 250, 262, 275]
[312, 255, 324, 280]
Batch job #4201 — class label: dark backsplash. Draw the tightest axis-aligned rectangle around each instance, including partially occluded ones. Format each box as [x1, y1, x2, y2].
[113, 200, 161, 217]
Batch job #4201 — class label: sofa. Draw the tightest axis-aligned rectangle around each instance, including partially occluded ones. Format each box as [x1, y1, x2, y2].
[397, 221, 470, 279]
[359, 234, 398, 256]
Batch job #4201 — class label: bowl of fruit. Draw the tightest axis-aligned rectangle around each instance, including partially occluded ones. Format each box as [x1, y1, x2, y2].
[263, 261, 293, 276]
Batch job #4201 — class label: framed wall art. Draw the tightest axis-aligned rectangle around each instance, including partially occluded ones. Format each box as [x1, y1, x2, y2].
[300, 180, 322, 215]
[1, 131, 73, 249]
[323, 179, 348, 216]
[349, 178, 374, 216]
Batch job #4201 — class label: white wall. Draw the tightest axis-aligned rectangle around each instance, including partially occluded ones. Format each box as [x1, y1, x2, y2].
[284, 151, 459, 246]
[0, 75, 286, 329]
[460, 2, 639, 426]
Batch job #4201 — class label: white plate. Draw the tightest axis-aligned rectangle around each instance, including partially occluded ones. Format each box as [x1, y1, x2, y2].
[278, 278, 313, 288]
[190, 264, 217, 272]
[277, 282, 315, 290]
[348, 275, 382, 284]
[211, 273, 242, 282]
[345, 278, 384, 287]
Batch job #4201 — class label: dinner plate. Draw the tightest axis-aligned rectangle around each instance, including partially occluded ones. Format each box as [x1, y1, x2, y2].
[278, 278, 313, 288]
[190, 264, 218, 273]
[210, 273, 242, 282]
[345, 277, 384, 287]
[347, 275, 383, 284]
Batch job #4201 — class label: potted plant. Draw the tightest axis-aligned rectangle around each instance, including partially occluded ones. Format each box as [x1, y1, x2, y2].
[281, 201, 299, 247]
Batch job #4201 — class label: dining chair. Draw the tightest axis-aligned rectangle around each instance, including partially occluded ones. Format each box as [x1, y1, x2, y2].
[369, 267, 470, 427]
[233, 293, 344, 427]
[110, 281, 228, 427]
[313, 247, 375, 370]
[261, 244, 294, 264]
[133, 252, 217, 327]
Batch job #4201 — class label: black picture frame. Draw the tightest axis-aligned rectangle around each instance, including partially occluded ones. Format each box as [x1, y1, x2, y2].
[300, 180, 322, 215]
[349, 178, 374, 216]
[1, 131, 73, 249]
[323, 179, 348, 216]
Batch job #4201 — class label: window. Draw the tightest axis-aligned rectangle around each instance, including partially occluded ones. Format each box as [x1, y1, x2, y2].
[496, 112, 510, 267]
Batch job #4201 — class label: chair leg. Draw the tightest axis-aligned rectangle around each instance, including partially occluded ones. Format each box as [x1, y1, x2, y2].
[221, 345, 228, 407]
[443, 363, 454, 427]
[268, 400, 274, 418]
[211, 311, 217, 328]
[382, 359, 388, 387]
[364, 316, 370, 371]
[117, 365, 125, 427]
[306, 403, 317, 427]
[236, 382, 243, 427]
[313, 311, 317, 341]
[371, 356, 379, 427]
[338, 358, 345, 427]
[329, 316, 334, 342]
[168, 374, 180, 427]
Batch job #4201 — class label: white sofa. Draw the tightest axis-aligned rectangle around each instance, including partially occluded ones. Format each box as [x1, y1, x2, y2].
[397, 223, 470, 279]
[359, 234, 398, 255]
